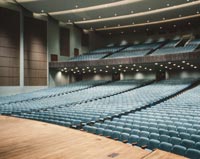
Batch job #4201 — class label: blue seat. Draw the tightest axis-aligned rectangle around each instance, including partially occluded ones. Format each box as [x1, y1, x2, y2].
[140, 131, 150, 138]
[195, 142, 200, 150]
[128, 135, 139, 145]
[159, 129, 169, 135]
[131, 129, 140, 136]
[137, 137, 149, 148]
[185, 148, 200, 159]
[148, 139, 160, 150]
[96, 128, 104, 135]
[111, 131, 121, 140]
[159, 142, 173, 152]
[180, 132, 191, 140]
[120, 133, 129, 142]
[123, 128, 132, 134]
[103, 129, 113, 137]
[170, 137, 182, 145]
[181, 139, 195, 149]
[160, 135, 170, 143]
[169, 130, 179, 137]
[149, 133, 160, 140]
[172, 145, 186, 156]
[191, 134, 200, 143]
[149, 127, 159, 134]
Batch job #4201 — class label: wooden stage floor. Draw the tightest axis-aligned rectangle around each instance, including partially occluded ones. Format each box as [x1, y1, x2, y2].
[0, 116, 187, 159]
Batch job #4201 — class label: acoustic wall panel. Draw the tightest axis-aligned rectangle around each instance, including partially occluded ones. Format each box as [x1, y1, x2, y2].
[60, 27, 70, 57]
[24, 17, 47, 86]
[0, 7, 20, 86]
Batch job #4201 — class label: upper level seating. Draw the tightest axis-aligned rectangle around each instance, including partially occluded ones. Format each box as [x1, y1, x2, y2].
[84, 78, 200, 159]
[69, 47, 123, 61]
[151, 39, 200, 56]
[106, 43, 161, 59]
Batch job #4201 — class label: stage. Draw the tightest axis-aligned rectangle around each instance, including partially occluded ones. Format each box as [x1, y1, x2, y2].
[0, 116, 187, 159]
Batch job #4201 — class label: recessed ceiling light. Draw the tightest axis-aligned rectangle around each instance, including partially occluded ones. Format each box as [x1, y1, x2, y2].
[139, 66, 142, 68]
[100, 69, 103, 72]
[106, 65, 109, 68]
[131, 10, 134, 14]
[186, 63, 190, 65]
[146, 28, 149, 31]
[166, 4, 170, 7]
[93, 68, 96, 70]
[155, 63, 158, 65]
[114, 13, 117, 16]
[149, 68, 152, 71]
[68, 20, 71, 22]
[105, 70, 108, 73]
[136, 69, 139, 72]
[173, 64, 176, 66]
[197, 11, 200, 14]
[163, 17, 166, 20]
[64, 67, 67, 70]
[181, 67, 184, 70]
[104, 26, 107, 28]
[147, 20, 150, 23]
[160, 64, 163, 67]
[121, 31, 124, 34]
[165, 66, 168, 68]
[177, 65, 180, 68]
[194, 66, 197, 69]
[98, 16, 102, 18]
[182, 61, 186, 63]
[173, 24, 177, 27]
[188, 22, 191, 25]
[118, 24, 120, 27]
[133, 30, 136, 33]
[75, 5, 78, 8]
[168, 62, 172, 64]
[41, 10, 44, 13]
[109, 32, 112, 35]
[187, 0, 190, 2]
[179, 14, 182, 17]
[83, 17, 86, 20]
[112, 67, 115, 69]
[125, 66, 128, 69]
[119, 65, 122, 67]
[87, 66, 90, 69]
[148, 8, 151, 10]
[131, 68, 134, 70]
[133, 64, 136, 67]
[160, 26, 163, 29]
[132, 22, 135, 24]
[123, 70, 126, 72]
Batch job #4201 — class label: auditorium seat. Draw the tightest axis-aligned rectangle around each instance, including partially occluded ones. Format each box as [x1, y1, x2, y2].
[185, 148, 200, 159]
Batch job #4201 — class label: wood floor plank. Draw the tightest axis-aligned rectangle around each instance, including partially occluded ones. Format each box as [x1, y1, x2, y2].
[0, 116, 149, 159]
[143, 149, 188, 159]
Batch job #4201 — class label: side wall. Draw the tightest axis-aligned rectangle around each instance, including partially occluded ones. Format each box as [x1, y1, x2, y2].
[0, 7, 20, 86]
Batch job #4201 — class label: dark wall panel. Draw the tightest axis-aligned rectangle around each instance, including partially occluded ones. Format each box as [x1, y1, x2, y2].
[0, 7, 20, 86]
[24, 17, 47, 86]
[60, 27, 70, 57]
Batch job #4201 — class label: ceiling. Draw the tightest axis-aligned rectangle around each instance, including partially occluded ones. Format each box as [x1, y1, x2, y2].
[15, 0, 200, 32]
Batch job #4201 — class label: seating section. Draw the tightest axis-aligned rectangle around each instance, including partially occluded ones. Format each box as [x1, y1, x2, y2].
[0, 80, 107, 105]
[67, 39, 200, 61]
[0, 78, 199, 158]
[84, 80, 200, 158]
[106, 43, 161, 59]
[0, 80, 150, 123]
[69, 47, 123, 61]
[151, 39, 200, 56]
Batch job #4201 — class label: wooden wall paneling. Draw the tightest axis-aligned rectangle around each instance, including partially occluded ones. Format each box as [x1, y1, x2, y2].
[51, 54, 58, 61]
[74, 48, 79, 57]
[60, 27, 70, 57]
[24, 17, 47, 86]
[0, 7, 20, 86]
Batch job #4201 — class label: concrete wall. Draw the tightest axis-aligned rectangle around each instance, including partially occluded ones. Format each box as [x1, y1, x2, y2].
[166, 71, 200, 79]
[120, 72, 156, 80]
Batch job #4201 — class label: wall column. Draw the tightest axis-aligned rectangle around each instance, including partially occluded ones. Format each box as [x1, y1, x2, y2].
[19, 10, 24, 87]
